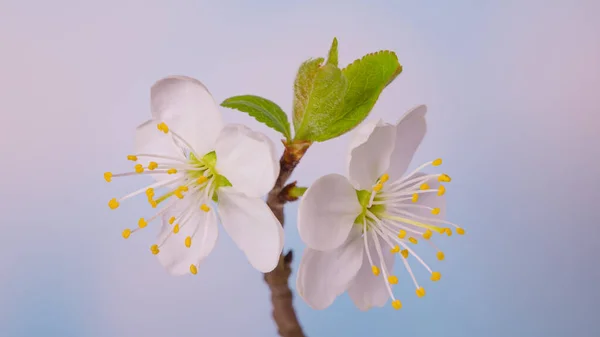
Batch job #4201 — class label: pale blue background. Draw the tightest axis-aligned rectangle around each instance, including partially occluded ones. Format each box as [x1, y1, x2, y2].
[1, 0, 598, 336]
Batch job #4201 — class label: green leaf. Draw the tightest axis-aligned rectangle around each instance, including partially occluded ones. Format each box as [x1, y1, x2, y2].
[316, 51, 402, 141]
[293, 63, 348, 140]
[221, 95, 292, 141]
[326, 37, 338, 67]
[293, 57, 324, 132]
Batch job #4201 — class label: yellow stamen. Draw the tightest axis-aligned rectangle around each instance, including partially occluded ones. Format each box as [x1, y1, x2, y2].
[104, 172, 112, 183]
[173, 224, 180, 234]
[122, 229, 131, 239]
[150, 244, 160, 255]
[373, 183, 383, 192]
[457, 227, 466, 235]
[398, 230, 407, 239]
[401, 249, 409, 259]
[179, 185, 189, 192]
[146, 188, 154, 198]
[387, 275, 399, 284]
[138, 218, 148, 228]
[371, 265, 380, 276]
[148, 161, 158, 170]
[411, 193, 419, 203]
[445, 228, 453, 236]
[134, 164, 144, 173]
[390, 245, 400, 254]
[168, 216, 176, 224]
[190, 264, 198, 275]
[432, 158, 442, 166]
[380, 173, 390, 183]
[108, 198, 119, 210]
[438, 173, 451, 182]
[157, 122, 169, 133]
[437, 185, 446, 196]
[174, 190, 184, 199]
[416, 287, 426, 298]
[200, 204, 211, 212]
[391, 299, 402, 310]
[386, 215, 445, 234]
[149, 199, 157, 208]
[437, 251, 445, 261]
[431, 271, 442, 282]
[197, 176, 208, 184]
[185, 236, 192, 248]
[408, 237, 418, 244]
[423, 229, 433, 240]
[420, 183, 430, 190]
[167, 168, 177, 175]
[431, 208, 441, 215]
[127, 155, 138, 161]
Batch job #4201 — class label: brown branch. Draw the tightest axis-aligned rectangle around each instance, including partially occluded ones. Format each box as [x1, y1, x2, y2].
[264, 140, 311, 337]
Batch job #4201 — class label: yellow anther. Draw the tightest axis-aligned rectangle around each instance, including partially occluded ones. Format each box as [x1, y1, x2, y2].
[408, 237, 418, 244]
[179, 185, 189, 192]
[420, 183, 430, 190]
[373, 183, 383, 192]
[127, 155, 138, 161]
[173, 224, 180, 234]
[190, 264, 198, 275]
[174, 190, 184, 199]
[371, 265, 380, 276]
[167, 168, 177, 174]
[445, 228, 453, 236]
[390, 245, 400, 254]
[438, 173, 451, 182]
[431, 208, 441, 215]
[437, 251, 445, 261]
[148, 161, 158, 170]
[150, 244, 160, 255]
[380, 173, 390, 183]
[146, 188, 154, 197]
[200, 204, 211, 212]
[104, 172, 112, 183]
[401, 249, 409, 259]
[122, 229, 131, 239]
[197, 176, 208, 184]
[431, 271, 442, 282]
[185, 236, 192, 248]
[138, 218, 148, 228]
[388, 275, 399, 284]
[432, 158, 442, 166]
[157, 122, 169, 133]
[108, 198, 119, 210]
[149, 199, 157, 208]
[411, 193, 419, 203]
[416, 287, 426, 298]
[457, 227, 466, 235]
[168, 216, 176, 224]
[423, 229, 433, 240]
[437, 185, 446, 196]
[398, 230, 407, 239]
[134, 164, 144, 173]
[391, 299, 402, 310]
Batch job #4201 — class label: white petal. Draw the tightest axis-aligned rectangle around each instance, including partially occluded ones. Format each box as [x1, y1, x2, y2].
[347, 233, 395, 311]
[217, 187, 284, 272]
[387, 105, 427, 181]
[347, 120, 396, 190]
[134, 119, 187, 184]
[215, 124, 279, 198]
[296, 228, 363, 310]
[298, 174, 362, 251]
[151, 76, 223, 155]
[156, 198, 219, 276]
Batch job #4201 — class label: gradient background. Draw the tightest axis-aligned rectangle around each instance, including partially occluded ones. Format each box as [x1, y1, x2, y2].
[1, 0, 598, 336]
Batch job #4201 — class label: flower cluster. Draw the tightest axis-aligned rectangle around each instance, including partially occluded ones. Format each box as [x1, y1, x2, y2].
[105, 75, 465, 311]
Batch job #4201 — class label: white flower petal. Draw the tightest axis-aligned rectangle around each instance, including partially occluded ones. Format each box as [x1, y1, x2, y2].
[387, 105, 427, 181]
[151, 76, 223, 155]
[298, 174, 362, 251]
[296, 228, 363, 310]
[134, 119, 186, 184]
[347, 233, 395, 311]
[156, 198, 219, 276]
[347, 120, 396, 190]
[215, 124, 279, 198]
[217, 187, 284, 272]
